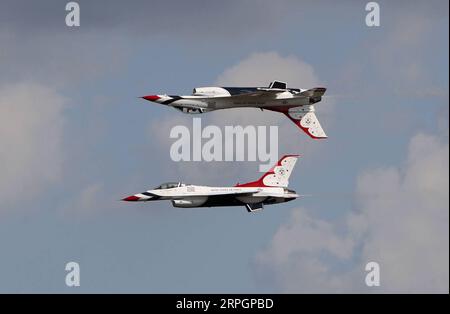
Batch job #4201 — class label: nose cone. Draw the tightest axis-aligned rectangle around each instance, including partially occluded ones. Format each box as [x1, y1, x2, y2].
[122, 195, 140, 202]
[141, 95, 160, 102]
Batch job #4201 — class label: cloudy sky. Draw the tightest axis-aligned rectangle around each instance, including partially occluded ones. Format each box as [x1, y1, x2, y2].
[0, 0, 448, 293]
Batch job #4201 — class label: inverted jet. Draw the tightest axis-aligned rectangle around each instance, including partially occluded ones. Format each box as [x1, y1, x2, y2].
[122, 155, 300, 212]
[141, 81, 327, 139]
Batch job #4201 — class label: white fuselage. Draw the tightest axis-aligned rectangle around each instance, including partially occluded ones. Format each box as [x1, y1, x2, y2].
[122, 155, 302, 212]
[158, 90, 311, 113]
[141, 83, 327, 139]
[131, 184, 298, 208]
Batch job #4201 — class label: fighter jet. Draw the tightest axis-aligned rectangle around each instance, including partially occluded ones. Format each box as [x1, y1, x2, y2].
[141, 80, 327, 139]
[122, 155, 300, 212]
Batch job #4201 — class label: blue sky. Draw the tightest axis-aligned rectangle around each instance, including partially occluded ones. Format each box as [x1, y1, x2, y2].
[0, 0, 448, 293]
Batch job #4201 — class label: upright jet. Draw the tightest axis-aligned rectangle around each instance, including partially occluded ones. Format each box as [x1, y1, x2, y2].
[141, 81, 327, 139]
[122, 155, 300, 212]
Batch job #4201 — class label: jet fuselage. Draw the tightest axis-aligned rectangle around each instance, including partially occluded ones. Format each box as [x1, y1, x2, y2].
[122, 155, 301, 212]
[141, 81, 328, 139]
[122, 183, 298, 209]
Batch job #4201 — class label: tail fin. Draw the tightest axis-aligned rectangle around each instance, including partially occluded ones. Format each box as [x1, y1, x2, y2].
[285, 107, 327, 139]
[236, 155, 299, 188]
[267, 104, 327, 139]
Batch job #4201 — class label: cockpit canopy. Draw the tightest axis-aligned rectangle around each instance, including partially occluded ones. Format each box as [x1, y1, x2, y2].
[154, 182, 186, 190]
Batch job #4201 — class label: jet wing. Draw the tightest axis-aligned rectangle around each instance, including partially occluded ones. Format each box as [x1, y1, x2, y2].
[217, 87, 326, 99]
[230, 88, 285, 98]
[205, 188, 261, 196]
[205, 88, 285, 100]
[169, 188, 261, 198]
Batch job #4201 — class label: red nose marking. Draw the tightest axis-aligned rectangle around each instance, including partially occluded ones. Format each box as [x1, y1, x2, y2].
[122, 195, 140, 202]
[142, 95, 160, 101]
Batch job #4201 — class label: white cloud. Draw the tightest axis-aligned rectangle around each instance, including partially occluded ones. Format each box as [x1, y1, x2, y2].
[256, 208, 357, 293]
[256, 131, 449, 293]
[370, 13, 434, 97]
[216, 51, 319, 88]
[0, 82, 65, 210]
[353, 132, 449, 293]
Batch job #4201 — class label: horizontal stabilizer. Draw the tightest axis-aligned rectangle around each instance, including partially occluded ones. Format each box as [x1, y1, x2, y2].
[245, 203, 264, 212]
[268, 80, 287, 89]
[299, 87, 327, 97]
